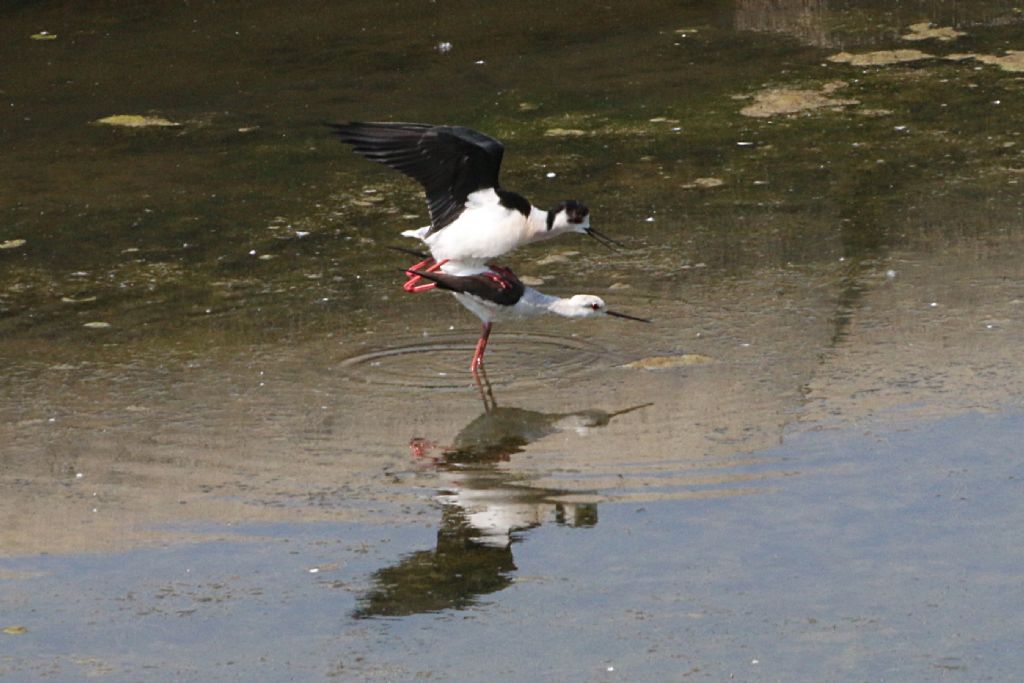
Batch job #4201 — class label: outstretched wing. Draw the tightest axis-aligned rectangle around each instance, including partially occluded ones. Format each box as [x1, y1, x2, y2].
[329, 121, 505, 234]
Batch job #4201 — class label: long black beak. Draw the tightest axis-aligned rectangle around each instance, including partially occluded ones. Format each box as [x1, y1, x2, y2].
[586, 226, 625, 250]
[607, 309, 651, 323]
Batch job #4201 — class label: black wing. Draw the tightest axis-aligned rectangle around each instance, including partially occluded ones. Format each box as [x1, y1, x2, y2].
[328, 121, 505, 234]
[406, 267, 525, 307]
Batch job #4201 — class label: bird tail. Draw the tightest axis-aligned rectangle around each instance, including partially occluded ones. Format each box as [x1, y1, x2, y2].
[401, 226, 430, 241]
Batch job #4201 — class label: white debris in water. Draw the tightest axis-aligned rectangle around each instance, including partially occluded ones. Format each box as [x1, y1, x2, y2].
[644, 216, 655, 222]
[308, 567, 320, 574]
[545, 172, 557, 178]
[886, 269, 897, 278]
[930, 302, 939, 307]
[76, 473, 84, 479]
[436, 41, 452, 53]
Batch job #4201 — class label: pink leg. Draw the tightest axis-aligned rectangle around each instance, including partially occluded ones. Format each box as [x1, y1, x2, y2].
[403, 258, 448, 293]
[402, 257, 434, 293]
[470, 322, 493, 373]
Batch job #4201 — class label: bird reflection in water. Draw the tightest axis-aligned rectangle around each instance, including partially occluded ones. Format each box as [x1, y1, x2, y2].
[351, 372, 651, 619]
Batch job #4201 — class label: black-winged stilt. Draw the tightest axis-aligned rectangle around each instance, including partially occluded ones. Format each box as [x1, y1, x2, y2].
[328, 121, 620, 292]
[405, 264, 649, 373]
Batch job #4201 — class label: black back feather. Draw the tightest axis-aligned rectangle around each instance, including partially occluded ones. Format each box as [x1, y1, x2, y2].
[406, 267, 525, 307]
[328, 121, 505, 235]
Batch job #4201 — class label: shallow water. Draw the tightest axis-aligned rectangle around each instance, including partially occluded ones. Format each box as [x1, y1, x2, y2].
[2, 1, 1024, 680]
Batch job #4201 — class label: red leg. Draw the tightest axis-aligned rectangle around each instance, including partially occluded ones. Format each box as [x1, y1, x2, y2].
[402, 257, 434, 292]
[402, 258, 448, 293]
[470, 322, 492, 373]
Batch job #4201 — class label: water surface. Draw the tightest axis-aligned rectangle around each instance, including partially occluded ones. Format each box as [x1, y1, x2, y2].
[2, 1, 1024, 680]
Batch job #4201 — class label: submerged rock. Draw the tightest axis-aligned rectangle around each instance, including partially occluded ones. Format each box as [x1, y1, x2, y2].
[535, 251, 578, 266]
[544, 128, 588, 137]
[950, 51, 1024, 73]
[901, 22, 965, 42]
[681, 177, 725, 189]
[95, 115, 180, 128]
[740, 81, 858, 118]
[624, 354, 715, 370]
[827, 49, 933, 66]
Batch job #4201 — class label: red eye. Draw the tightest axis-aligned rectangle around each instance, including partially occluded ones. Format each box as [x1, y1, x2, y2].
[591, 303, 601, 310]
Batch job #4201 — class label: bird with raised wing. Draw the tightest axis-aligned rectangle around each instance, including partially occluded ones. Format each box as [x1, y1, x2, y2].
[329, 121, 620, 292]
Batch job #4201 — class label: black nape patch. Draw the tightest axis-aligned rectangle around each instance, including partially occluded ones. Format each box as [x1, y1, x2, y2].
[496, 189, 531, 218]
[547, 199, 589, 229]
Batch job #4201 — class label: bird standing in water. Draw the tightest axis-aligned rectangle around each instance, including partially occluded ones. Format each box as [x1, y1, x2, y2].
[329, 121, 620, 292]
[405, 264, 649, 373]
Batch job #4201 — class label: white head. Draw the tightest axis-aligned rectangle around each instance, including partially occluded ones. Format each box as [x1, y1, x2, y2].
[549, 294, 650, 322]
[560, 294, 606, 317]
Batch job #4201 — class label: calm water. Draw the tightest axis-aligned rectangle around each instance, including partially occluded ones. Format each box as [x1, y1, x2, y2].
[2, 1, 1024, 680]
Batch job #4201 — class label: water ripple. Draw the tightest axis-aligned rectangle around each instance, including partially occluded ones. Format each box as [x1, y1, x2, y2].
[337, 333, 607, 389]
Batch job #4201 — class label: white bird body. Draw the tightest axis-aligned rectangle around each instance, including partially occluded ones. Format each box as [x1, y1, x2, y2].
[451, 285, 562, 324]
[330, 122, 618, 270]
[401, 189, 553, 268]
